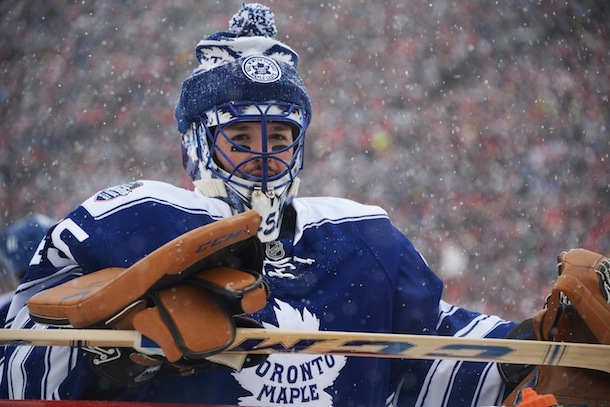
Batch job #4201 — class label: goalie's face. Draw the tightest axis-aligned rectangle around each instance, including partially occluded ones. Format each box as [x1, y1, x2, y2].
[194, 101, 307, 197]
[187, 102, 307, 241]
[213, 121, 295, 180]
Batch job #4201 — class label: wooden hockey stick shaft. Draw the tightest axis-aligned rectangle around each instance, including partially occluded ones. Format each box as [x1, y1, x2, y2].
[0, 328, 608, 373]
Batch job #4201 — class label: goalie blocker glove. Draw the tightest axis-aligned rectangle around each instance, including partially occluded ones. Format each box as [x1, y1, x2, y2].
[28, 212, 270, 387]
[86, 315, 267, 388]
[500, 248, 610, 406]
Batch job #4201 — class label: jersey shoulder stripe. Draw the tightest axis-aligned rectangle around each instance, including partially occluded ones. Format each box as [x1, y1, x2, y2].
[80, 180, 231, 220]
[292, 196, 389, 242]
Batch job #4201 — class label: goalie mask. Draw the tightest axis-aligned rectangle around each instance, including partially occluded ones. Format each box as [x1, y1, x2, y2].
[175, 4, 312, 242]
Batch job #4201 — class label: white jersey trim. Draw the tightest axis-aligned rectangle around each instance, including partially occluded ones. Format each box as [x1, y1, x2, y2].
[81, 180, 232, 220]
[292, 197, 388, 244]
[415, 301, 510, 406]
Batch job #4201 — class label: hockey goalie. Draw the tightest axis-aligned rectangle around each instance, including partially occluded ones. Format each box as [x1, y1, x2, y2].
[1, 3, 608, 407]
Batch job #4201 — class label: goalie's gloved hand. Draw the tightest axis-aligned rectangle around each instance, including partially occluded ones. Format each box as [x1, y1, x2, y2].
[497, 317, 537, 385]
[538, 249, 610, 344]
[152, 316, 269, 377]
[86, 273, 270, 386]
[84, 346, 162, 387]
[26, 212, 270, 385]
[85, 316, 268, 386]
[127, 267, 268, 367]
[502, 248, 610, 406]
[87, 260, 269, 384]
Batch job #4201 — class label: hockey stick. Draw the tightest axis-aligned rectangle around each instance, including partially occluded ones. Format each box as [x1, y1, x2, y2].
[0, 328, 608, 373]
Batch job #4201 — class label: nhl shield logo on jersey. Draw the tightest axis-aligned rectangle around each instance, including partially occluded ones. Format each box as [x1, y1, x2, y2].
[94, 181, 143, 201]
[265, 241, 285, 261]
[242, 55, 282, 83]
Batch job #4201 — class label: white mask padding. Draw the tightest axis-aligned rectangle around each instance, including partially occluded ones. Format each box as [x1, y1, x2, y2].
[204, 104, 303, 128]
[194, 178, 300, 243]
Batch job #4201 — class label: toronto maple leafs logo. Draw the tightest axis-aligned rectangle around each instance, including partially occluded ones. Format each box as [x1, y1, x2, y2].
[232, 300, 347, 406]
[241, 55, 282, 83]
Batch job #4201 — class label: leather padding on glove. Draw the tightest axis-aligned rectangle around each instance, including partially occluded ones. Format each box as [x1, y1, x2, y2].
[129, 266, 269, 363]
[27, 211, 271, 374]
[502, 248, 610, 406]
[27, 210, 262, 328]
[188, 266, 269, 315]
[538, 248, 610, 345]
[131, 284, 235, 362]
[154, 316, 269, 377]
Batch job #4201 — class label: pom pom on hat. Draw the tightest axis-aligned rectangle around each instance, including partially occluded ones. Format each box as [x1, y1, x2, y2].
[229, 3, 277, 38]
[192, 3, 297, 72]
[175, 3, 312, 134]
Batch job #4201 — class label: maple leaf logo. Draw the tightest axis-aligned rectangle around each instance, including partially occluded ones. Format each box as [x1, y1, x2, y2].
[232, 300, 347, 406]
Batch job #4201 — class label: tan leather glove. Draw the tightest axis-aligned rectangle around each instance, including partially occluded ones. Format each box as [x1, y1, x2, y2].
[28, 211, 270, 386]
[502, 249, 610, 406]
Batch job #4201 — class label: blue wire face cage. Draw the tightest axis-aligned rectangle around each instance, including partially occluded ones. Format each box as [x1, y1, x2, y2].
[195, 101, 307, 198]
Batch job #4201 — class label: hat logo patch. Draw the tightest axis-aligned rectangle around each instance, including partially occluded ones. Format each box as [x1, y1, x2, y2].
[241, 55, 282, 83]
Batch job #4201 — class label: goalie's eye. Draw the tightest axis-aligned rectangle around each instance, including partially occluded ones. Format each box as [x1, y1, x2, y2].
[271, 144, 289, 152]
[222, 122, 293, 154]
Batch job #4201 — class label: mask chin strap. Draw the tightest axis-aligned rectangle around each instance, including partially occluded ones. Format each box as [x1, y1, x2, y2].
[193, 178, 300, 243]
[251, 178, 299, 243]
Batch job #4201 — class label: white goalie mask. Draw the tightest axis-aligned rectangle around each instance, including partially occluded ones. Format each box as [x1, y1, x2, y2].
[183, 101, 308, 242]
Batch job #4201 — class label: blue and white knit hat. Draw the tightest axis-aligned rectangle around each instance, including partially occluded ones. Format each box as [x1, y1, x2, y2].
[175, 3, 312, 134]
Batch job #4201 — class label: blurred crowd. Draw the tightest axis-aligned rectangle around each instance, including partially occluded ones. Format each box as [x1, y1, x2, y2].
[1, 0, 608, 321]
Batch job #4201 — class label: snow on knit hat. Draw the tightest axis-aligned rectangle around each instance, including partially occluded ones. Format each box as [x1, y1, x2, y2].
[175, 3, 312, 134]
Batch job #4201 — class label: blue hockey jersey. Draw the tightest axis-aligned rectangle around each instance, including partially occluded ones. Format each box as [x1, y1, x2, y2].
[0, 180, 517, 406]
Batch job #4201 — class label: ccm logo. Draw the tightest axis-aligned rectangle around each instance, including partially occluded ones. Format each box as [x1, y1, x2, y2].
[195, 229, 246, 253]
